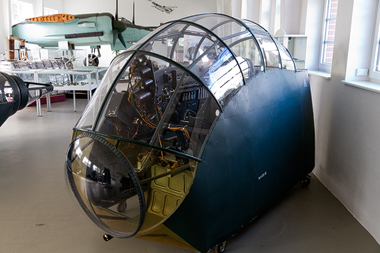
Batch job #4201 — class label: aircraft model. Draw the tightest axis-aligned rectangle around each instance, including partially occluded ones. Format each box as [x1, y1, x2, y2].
[11, 1, 155, 65]
[0, 72, 53, 126]
[147, 0, 177, 14]
[64, 13, 314, 252]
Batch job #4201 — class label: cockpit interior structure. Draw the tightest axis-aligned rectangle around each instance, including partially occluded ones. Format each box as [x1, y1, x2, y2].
[65, 13, 314, 252]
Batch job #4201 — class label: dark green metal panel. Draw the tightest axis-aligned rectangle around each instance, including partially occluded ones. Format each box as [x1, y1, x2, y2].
[0, 102, 15, 126]
[164, 69, 314, 252]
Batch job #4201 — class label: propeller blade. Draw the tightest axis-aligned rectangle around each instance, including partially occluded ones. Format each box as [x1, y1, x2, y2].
[112, 29, 118, 46]
[118, 33, 127, 48]
[115, 0, 119, 20]
[132, 1, 135, 25]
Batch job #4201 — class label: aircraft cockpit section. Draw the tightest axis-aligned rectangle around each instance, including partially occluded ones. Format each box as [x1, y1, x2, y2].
[66, 13, 312, 253]
[68, 48, 220, 238]
[96, 53, 219, 156]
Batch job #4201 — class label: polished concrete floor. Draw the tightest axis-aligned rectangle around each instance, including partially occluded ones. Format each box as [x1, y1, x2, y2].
[0, 98, 379, 253]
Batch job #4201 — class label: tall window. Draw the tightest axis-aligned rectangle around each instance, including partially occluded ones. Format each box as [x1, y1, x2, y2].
[374, 20, 380, 73]
[11, 0, 33, 25]
[370, 2, 380, 81]
[376, 48, 380, 72]
[320, 0, 338, 69]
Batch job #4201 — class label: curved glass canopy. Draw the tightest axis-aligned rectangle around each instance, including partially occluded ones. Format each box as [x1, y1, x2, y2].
[66, 13, 296, 238]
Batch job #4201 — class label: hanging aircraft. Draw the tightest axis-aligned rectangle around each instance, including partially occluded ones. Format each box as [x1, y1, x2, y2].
[64, 13, 315, 253]
[11, 1, 155, 65]
[147, 0, 177, 14]
[0, 72, 53, 126]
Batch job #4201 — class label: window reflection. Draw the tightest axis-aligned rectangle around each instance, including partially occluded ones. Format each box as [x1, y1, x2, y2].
[152, 79, 219, 157]
[97, 54, 175, 143]
[96, 53, 220, 159]
[229, 35, 264, 77]
[76, 53, 131, 130]
[0, 81, 14, 103]
[275, 40, 295, 71]
[67, 136, 143, 237]
[255, 33, 281, 69]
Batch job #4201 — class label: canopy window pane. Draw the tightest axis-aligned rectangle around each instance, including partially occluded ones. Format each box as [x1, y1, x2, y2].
[228, 34, 264, 78]
[254, 33, 281, 69]
[96, 54, 184, 143]
[275, 40, 295, 71]
[152, 77, 220, 158]
[189, 43, 244, 107]
[77, 53, 131, 130]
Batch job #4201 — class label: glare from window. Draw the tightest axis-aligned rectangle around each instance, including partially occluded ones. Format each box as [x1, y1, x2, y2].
[370, 2, 380, 79]
[376, 35, 380, 72]
[241, 0, 247, 19]
[376, 49, 380, 72]
[11, 0, 34, 25]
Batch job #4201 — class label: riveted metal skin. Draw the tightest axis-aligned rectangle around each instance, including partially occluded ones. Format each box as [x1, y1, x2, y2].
[164, 70, 314, 252]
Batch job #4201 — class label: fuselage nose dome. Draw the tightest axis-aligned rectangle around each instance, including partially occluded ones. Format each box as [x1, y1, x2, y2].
[66, 133, 145, 238]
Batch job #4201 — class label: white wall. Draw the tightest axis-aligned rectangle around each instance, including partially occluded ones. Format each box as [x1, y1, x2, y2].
[246, 0, 261, 23]
[220, 0, 306, 34]
[1, 0, 11, 57]
[44, 0, 63, 12]
[63, 0, 217, 26]
[231, 0, 242, 18]
[308, 0, 380, 244]
[281, 0, 303, 34]
[260, 0, 272, 32]
[217, 0, 232, 16]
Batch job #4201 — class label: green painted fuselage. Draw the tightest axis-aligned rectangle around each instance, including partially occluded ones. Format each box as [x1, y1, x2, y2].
[12, 13, 152, 50]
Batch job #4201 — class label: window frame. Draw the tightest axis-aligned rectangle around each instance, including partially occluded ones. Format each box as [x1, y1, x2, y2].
[319, 0, 338, 73]
[11, 0, 34, 26]
[370, 2, 380, 82]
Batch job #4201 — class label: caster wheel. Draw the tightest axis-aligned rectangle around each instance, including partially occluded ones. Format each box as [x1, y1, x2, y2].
[215, 241, 226, 253]
[103, 234, 113, 241]
[84, 54, 99, 67]
[301, 175, 311, 186]
[117, 200, 127, 213]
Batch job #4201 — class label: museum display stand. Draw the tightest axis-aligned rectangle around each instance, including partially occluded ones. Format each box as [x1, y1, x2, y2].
[37, 67, 107, 111]
[1, 67, 107, 115]
[2, 68, 48, 116]
[275, 29, 307, 70]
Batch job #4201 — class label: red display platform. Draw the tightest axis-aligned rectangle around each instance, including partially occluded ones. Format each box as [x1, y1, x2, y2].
[28, 94, 66, 106]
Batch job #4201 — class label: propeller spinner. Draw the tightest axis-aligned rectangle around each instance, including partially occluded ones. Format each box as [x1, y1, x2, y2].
[112, 0, 127, 47]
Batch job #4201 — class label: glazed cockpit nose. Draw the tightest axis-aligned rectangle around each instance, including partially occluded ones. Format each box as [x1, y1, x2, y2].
[65, 133, 145, 238]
